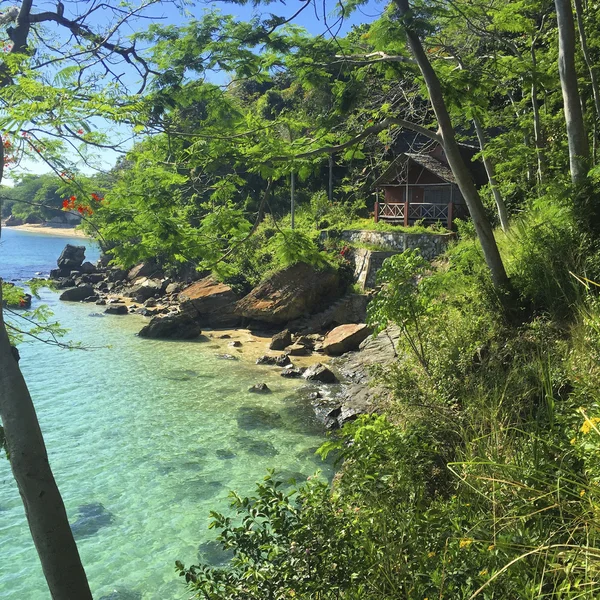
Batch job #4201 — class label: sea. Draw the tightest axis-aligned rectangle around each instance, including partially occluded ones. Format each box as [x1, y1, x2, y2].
[0, 228, 331, 600]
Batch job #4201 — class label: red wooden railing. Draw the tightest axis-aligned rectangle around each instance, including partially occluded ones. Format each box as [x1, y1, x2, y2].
[374, 202, 466, 229]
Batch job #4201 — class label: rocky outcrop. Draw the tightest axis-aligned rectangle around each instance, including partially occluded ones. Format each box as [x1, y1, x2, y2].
[179, 277, 241, 327]
[322, 324, 372, 356]
[104, 304, 128, 315]
[126, 278, 164, 302]
[57, 244, 86, 270]
[59, 285, 95, 301]
[127, 261, 159, 281]
[138, 312, 201, 339]
[234, 263, 341, 325]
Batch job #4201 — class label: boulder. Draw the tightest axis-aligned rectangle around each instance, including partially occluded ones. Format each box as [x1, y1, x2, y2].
[321, 324, 372, 356]
[138, 312, 201, 340]
[248, 383, 271, 394]
[217, 353, 238, 360]
[281, 367, 306, 378]
[127, 261, 159, 281]
[4, 214, 23, 226]
[104, 304, 128, 315]
[81, 273, 104, 284]
[286, 343, 311, 356]
[269, 329, 292, 350]
[234, 262, 341, 325]
[229, 341, 242, 348]
[57, 244, 86, 270]
[126, 278, 163, 302]
[80, 261, 96, 274]
[178, 277, 240, 326]
[49, 267, 71, 279]
[59, 285, 95, 302]
[303, 363, 338, 384]
[256, 354, 292, 367]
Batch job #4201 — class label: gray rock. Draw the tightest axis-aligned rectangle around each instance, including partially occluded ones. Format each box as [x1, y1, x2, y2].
[303, 363, 338, 384]
[59, 285, 95, 302]
[229, 340, 242, 348]
[248, 383, 271, 394]
[80, 261, 96, 274]
[138, 313, 201, 340]
[57, 244, 86, 270]
[217, 353, 238, 360]
[286, 343, 311, 356]
[49, 267, 71, 279]
[281, 367, 305, 378]
[269, 329, 292, 351]
[104, 304, 128, 315]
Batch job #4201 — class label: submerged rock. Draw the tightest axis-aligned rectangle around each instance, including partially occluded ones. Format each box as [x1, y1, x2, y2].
[236, 435, 279, 457]
[236, 406, 282, 431]
[197, 540, 234, 568]
[248, 383, 271, 394]
[70, 502, 114, 539]
[104, 304, 128, 315]
[98, 589, 142, 600]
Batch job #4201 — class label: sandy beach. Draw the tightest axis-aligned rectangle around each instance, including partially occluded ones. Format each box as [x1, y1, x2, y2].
[2, 223, 90, 238]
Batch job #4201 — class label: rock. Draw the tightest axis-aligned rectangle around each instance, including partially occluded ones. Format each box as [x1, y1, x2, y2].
[104, 304, 128, 315]
[107, 268, 127, 282]
[229, 340, 242, 348]
[127, 261, 159, 281]
[295, 335, 316, 349]
[321, 324, 372, 356]
[59, 285, 95, 302]
[179, 277, 241, 327]
[57, 244, 86, 270]
[143, 297, 157, 307]
[80, 261, 96, 274]
[4, 215, 23, 226]
[275, 354, 293, 367]
[165, 282, 182, 295]
[256, 354, 292, 367]
[286, 343, 311, 356]
[96, 299, 107, 305]
[303, 363, 338, 383]
[234, 262, 341, 325]
[82, 294, 99, 303]
[248, 383, 271, 394]
[126, 278, 163, 302]
[256, 355, 277, 365]
[281, 367, 305, 378]
[217, 333, 231, 339]
[55, 278, 76, 289]
[70, 502, 114, 540]
[269, 329, 292, 350]
[138, 313, 201, 340]
[49, 267, 71, 279]
[81, 273, 104, 284]
[25, 214, 44, 224]
[217, 353, 238, 360]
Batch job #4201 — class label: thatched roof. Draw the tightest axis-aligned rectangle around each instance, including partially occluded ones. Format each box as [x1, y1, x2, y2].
[373, 152, 456, 187]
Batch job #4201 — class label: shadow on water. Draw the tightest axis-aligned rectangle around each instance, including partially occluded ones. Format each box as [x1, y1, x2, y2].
[197, 540, 234, 568]
[179, 478, 227, 500]
[215, 448, 236, 460]
[70, 502, 114, 539]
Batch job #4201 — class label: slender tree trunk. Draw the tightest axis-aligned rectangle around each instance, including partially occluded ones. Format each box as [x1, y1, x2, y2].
[328, 154, 334, 201]
[530, 47, 547, 185]
[0, 288, 93, 600]
[472, 116, 509, 231]
[555, 0, 590, 184]
[394, 0, 510, 290]
[290, 170, 295, 229]
[574, 0, 600, 146]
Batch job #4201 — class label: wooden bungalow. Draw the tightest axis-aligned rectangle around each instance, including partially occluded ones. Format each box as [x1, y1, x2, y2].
[373, 144, 480, 229]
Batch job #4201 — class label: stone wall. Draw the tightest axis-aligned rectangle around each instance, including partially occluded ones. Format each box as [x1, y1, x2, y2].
[339, 229, 454, 259]
[339, 230, 454, 289]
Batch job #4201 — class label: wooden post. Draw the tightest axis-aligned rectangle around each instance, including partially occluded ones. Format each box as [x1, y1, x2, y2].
[328, 154, 334, 201]
[404, 197, 409, 227]
[447, 201, 453, 230]
[374, 200, 379, 223]
[290, 170, 295, 229]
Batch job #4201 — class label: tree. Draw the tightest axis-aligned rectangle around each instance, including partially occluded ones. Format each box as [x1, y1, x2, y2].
[0, 1, 183, 598]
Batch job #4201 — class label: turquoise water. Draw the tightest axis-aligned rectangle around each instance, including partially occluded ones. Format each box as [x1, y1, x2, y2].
[0, 229, 331, 600]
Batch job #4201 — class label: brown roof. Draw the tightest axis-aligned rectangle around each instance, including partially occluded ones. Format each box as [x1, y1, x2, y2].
[373, 153, 456, 187]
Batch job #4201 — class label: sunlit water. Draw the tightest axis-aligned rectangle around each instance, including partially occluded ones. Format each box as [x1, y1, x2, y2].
[0, 229, 332, 600]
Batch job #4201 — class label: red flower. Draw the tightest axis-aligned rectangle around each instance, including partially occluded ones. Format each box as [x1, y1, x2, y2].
[62, 199, 69, 209]
[77, 205, 84, 214]
[91, 192, 103, 202]
[77, 128, 84, 135]
[70, 195, 76, 202]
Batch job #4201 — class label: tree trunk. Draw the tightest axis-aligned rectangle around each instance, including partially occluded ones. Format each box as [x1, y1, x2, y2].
[530, 46, 547, 186]
[555, 0, 590, 184]
[472, 115, 510, 231]
[0, 290, 92, 600]
[394, 0, 510, 290]
[573, 0, 600, 141]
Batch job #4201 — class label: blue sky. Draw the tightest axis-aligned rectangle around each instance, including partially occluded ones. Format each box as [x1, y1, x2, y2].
[10, 0, 386, 182]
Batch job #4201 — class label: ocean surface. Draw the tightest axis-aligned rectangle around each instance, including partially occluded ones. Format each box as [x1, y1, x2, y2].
[0, 228, 332, 600]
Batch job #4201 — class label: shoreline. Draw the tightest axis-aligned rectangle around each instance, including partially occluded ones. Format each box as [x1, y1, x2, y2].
[2, 223, 90, 238]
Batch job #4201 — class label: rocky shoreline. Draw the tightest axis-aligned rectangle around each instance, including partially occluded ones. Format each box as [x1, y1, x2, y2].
[49, 244, 393, 429]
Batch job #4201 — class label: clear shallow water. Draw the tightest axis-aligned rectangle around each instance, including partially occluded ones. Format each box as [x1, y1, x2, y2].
[0, 229, 331, 600]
